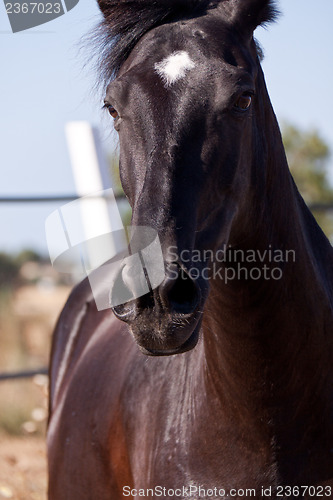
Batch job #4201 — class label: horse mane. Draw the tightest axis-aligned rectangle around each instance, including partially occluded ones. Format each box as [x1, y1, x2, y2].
[93, 0, 278, 88]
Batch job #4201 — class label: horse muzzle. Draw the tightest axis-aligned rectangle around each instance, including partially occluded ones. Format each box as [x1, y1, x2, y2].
[111, 262, 206, 355]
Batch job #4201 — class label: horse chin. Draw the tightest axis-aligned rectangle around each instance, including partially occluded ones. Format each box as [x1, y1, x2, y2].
[131, 316, 202, 357]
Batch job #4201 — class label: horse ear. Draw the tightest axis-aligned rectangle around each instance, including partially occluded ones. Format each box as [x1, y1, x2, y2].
[225, 0, 279, 36]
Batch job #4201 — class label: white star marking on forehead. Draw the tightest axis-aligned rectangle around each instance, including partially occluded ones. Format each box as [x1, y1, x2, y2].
[154, 51, 196, 87]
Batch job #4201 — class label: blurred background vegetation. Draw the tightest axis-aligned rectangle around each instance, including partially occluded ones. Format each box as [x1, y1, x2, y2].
[283, 123, 333, 239]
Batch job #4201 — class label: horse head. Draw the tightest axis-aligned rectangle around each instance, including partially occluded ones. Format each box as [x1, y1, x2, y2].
[97, 0, 278, 355]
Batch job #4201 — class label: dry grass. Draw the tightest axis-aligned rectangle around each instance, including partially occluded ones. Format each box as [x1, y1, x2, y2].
[0, 436, 47, 500]
[0, 283, 71, 500]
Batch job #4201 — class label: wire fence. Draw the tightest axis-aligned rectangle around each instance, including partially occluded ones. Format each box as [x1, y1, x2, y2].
[0, 193, 126, 203]
[0, 368, 48, 382]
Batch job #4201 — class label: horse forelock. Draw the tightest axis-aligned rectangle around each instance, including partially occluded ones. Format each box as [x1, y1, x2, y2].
[93, 0, 278, 88]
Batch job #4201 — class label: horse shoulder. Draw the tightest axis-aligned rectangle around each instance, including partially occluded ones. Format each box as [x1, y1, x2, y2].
[48, 277, 139, 498]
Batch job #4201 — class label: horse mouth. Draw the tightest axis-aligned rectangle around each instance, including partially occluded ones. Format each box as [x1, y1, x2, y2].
[127, 311, 203, 357]
[139, 321, 201, 356]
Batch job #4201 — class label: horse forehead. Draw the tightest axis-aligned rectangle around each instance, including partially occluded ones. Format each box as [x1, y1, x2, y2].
[154, 50, 196, 87]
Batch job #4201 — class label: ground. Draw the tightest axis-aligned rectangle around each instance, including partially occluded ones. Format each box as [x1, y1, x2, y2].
[0, 436, 47, 500]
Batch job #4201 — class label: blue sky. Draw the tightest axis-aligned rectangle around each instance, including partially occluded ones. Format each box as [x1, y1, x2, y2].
[1, 0, 333, 253]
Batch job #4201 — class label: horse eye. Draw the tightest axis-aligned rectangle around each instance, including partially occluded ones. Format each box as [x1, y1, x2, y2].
[234, 93, 252, 111]
[106, 105, 118, 119]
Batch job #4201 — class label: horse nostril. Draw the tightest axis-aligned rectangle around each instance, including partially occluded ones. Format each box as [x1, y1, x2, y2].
[110, 265, 155, 321]
[162, 266, 200, 314]
[111, 261, 200, 320]
[112, 302, 132, 320]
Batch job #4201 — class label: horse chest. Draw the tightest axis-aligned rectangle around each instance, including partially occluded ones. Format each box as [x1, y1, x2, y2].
[113, 377, 277, 495]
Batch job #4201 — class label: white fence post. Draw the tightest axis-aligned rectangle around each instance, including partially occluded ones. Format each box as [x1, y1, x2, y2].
[65, 121, 125, 271]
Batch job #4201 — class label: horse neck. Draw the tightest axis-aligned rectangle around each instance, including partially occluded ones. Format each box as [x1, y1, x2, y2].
[199, 84, 333, 450]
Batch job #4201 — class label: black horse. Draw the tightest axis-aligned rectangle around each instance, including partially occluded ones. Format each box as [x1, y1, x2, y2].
[48, 0, 333, 498]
